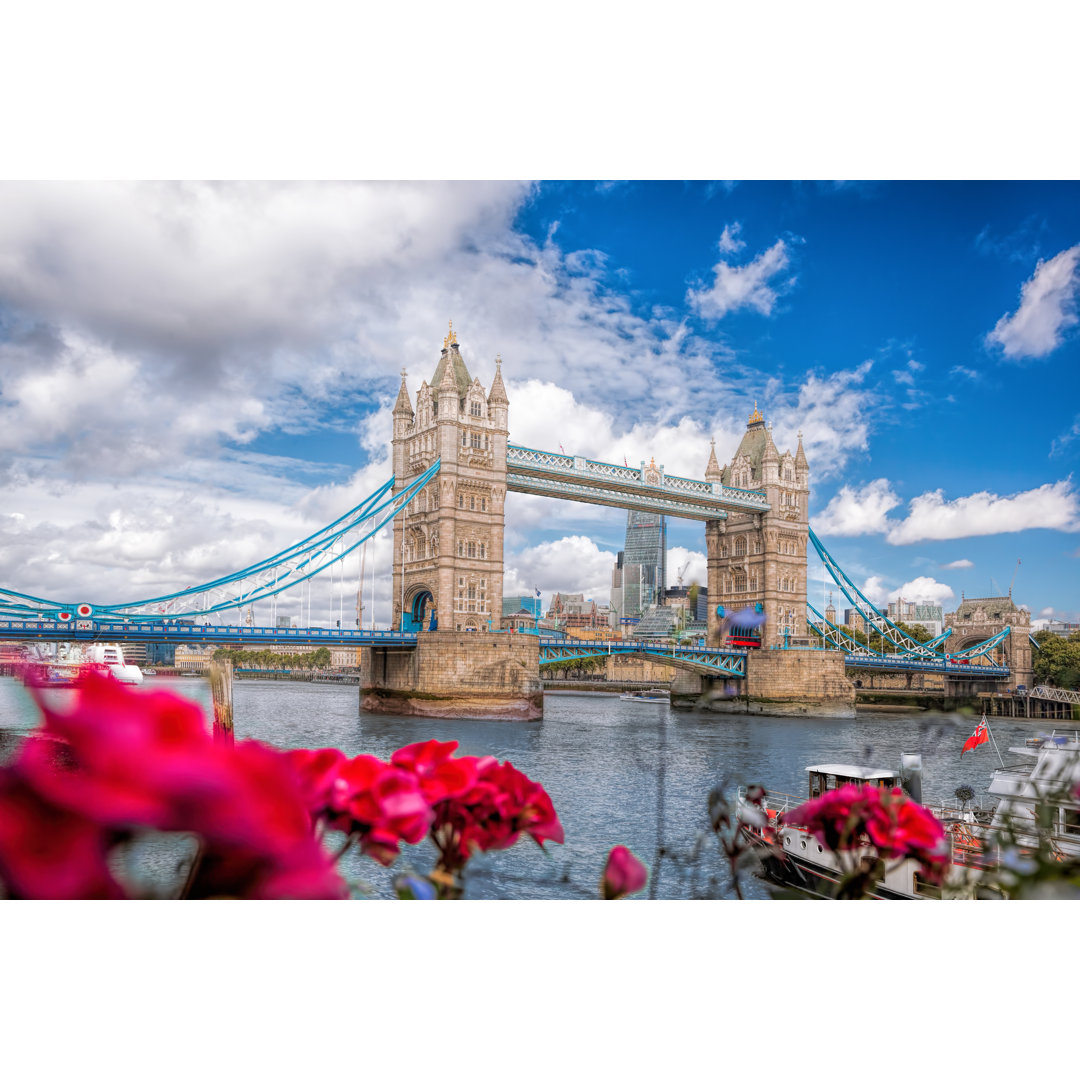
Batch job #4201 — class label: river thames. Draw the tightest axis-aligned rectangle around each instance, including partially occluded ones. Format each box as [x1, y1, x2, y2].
[0, 675, 1057, 900]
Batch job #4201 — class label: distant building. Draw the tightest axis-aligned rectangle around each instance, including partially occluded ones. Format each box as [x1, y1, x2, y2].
[621, 510, 666, 620]
[1039, 620, 1080, 639]
[502, 595, 542, 619]
[888, 600, 943, 638]
[546, 593, 610, 633]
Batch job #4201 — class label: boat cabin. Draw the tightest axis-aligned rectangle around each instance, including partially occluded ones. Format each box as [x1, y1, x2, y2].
[805, 764, 901, 800]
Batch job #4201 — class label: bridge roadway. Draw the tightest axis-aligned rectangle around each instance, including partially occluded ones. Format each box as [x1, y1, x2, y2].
[0, 619, 1009, 679]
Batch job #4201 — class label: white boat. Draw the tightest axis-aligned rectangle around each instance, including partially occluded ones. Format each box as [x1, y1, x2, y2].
[21, 643, 144, 687]
[619, 688, 670, 702]
[739, 735, 1080, 900]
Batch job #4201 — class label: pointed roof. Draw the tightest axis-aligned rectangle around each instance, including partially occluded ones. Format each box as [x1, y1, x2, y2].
[393, 368, 413, 416]
[430, 320, 472, 400]
[762, 422, 780, 463]
[726, 403, 771, 481]
[488, 354, 509, 406]
[704, 437, 722, 481]
[795, 430, 808, 470]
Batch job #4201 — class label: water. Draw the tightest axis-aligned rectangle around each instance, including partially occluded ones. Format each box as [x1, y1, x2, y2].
[0, 676, 1060, 899]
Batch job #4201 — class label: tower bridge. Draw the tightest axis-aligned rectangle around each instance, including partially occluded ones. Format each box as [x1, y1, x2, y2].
[1, 323, 1022, 719]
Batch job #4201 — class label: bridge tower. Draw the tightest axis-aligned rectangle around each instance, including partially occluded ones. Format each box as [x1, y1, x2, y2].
[704, 406, 810, 649]
[390, 324, 508, 633]
[944, 594, 1034, 691]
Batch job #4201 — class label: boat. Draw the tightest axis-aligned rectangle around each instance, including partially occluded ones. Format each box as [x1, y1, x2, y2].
[19, 643, 144, 687]
[738, 733, 1080, 900]
[619, 688, 670, 702]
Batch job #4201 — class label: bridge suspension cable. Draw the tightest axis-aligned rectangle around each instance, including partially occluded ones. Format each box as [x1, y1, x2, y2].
[0, 461, 441, 622]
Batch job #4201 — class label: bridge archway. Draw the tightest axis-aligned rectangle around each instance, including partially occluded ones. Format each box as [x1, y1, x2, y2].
[402, 587, 435, 632]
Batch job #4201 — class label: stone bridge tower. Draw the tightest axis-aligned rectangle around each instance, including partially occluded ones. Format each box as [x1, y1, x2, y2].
[704, 405, 810, 649]
[944, 594, 1034, 691]
[390, 324, 508, 633]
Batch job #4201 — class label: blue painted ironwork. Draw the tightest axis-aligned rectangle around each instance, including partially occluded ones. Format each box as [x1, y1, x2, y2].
[806, 602, 887, 656]
[0, 462, 441, 623]
[843, 653, 1010, 677]
[0, 618, 419, 648]
[538, 637, 746, 677]
[808, 528, 956, 658]
[506, 445, 770, 520]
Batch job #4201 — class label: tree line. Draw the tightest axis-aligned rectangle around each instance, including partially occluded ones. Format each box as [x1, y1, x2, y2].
[212, 647, 334, 671]
[1032, 631, 1080, 690]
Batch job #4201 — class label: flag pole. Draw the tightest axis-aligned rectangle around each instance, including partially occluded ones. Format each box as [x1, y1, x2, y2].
[983, 712, 1006, 768]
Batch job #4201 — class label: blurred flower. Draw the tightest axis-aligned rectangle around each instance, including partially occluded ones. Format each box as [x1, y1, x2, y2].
[602, 845, 648, 900]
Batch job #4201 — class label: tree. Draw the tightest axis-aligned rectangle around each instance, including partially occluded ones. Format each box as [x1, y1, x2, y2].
[1032, 631, 1080, 689]
[895, 621, 935, 645]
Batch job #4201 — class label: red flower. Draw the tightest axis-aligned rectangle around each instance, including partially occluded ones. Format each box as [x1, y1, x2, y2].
[286, 747, 348, 823]
[0, 769, 125, 900]
[786, 784, 948, 882]
[333, 755, 432, 865]
[391, 740, 479, 803]
[602, 845, 648, 900]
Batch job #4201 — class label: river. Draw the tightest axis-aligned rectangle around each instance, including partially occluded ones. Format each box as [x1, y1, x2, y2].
[0, 675, 1061, 900]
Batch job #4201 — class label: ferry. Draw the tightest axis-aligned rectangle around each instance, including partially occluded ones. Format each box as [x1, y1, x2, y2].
[738, 733, 1080, 900]
[619, 688, 670, 703]
[20, 643, 144, 687]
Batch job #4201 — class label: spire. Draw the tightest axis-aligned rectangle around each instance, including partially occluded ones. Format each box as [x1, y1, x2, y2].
[748, 401, 764, 426]
[795, 429, 808, 470]
[393, 367, 413, 417]
[430, 323, 472, 400]
[762, 422, 780, 463]
[704, 437, 722, 481]
[488, 352, 509, 406]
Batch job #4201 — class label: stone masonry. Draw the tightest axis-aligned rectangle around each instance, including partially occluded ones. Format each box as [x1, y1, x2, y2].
[391, 323, 508, 633]
[704, 405, 810, 648]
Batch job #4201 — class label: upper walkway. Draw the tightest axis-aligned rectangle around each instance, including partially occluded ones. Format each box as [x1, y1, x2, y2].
[506, 445, 769, 520]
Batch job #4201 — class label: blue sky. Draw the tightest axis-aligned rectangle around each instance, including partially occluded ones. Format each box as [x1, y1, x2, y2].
[1, 180, 1078, 626]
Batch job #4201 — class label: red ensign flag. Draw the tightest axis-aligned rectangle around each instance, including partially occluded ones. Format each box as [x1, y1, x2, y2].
[962, 718, 989, 755]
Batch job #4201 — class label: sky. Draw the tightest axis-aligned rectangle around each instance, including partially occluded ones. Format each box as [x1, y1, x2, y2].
[1, 180, 1078, 628]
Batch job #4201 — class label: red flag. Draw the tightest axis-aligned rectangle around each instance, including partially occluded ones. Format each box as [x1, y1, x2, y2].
[961, 718, 989, 755]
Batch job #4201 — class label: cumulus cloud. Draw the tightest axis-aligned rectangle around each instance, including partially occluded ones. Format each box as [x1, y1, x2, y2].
[503, 535, 616, 602]
[985, 244, 1080, 360]
[886, 480, 1080, 544]
[666, 546, 707, 589]
[716, 223, 746, 254]
[813, 479, 900, 536]
[687, 236, 797, 320]
[941, 558, 974, 569]
[887, 576, 955, 606]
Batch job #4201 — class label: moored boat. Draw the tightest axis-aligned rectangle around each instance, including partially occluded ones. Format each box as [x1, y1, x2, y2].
[19, 643, 144, 687]
[739, 732, 1080, 900]
[619, 688, 670, 703]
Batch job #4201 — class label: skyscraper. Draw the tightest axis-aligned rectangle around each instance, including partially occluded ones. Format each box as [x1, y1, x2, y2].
[620, 510, 666, 620]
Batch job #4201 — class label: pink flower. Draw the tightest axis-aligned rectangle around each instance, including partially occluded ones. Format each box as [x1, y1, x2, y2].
[391, 740, 479, 803]
[602, 845, 648, 900]
[786, 784, 948, 882]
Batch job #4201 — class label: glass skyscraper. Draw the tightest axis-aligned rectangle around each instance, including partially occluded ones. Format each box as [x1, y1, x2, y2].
[620, 510, 666, 619]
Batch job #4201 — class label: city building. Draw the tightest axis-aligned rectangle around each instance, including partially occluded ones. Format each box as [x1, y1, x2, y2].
[502, 595, 542, 620]
[1038, 620, 1080, 638]
[546, 593, 610, 633]
[887, 600, 943, 638]
[620, 510, 666, 621]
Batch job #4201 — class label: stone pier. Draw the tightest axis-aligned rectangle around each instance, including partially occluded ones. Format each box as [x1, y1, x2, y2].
[361, 631, 543, 720]
[676, 649, 856, 718]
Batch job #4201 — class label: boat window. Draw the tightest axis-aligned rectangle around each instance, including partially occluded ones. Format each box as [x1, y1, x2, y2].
[1064, 809, 1080, 837]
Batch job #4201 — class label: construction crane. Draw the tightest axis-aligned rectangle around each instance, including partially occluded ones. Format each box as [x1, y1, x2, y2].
[676, 561, 690, 588]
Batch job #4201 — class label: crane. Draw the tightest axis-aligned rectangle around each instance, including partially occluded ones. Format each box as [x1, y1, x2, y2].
[1009, 558, 1020, 598]
[676, 561, 690, 588]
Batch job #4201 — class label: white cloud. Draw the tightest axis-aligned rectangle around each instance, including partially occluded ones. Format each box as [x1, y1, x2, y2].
[941, 558, 973, 569]
[886, 480, 1080, 544]
[503, 535, 616, 602]
[985, 244, 1080, 360]
[687, 237, 796, 320]
[860, 576, 890, 606]
[716, 223, 746, 254]
[666, 546, 707, 589]
[813, 479, 900, 536]
[888, 576, 955, 606]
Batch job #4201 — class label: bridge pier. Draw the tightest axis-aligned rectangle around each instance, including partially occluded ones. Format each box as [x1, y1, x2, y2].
[360, 631, 543, 720]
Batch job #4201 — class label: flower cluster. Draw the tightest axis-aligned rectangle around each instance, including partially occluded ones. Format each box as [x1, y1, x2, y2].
[0, 675, 564, 900]
[784, 783, 949, 883]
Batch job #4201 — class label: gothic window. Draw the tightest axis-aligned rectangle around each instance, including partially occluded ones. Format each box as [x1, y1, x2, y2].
[479, 543, 485, 559]
[461, 431, 467, 447]
[733, 571, 746, 593]
[469, 496, 476, 510]
[481, 498, 486, 511]
[470, 401, 482, 418]
[416, 538, 426, 560]
[471, 433, 481, 449]
[467, 541, 476, 558]
[785, 468, 793, 482]
[753, 538, 762, 554]
[458, 495, 464, 508]
[749, 574, 758, 591]
[734, 537, 746, 557]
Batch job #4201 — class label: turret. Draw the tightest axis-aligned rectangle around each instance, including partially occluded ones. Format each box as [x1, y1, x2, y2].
[704, 437, 722, 483]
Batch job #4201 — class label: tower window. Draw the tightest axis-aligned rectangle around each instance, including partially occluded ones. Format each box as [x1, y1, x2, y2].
[470, 401, 482, 417]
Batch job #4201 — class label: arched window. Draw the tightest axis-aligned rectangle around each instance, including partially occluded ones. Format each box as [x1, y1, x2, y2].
[734, 537, 746, 557]
[470, 401, 482, 417]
